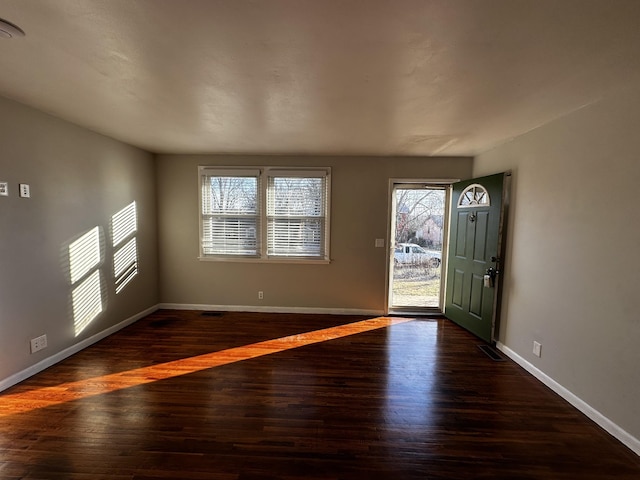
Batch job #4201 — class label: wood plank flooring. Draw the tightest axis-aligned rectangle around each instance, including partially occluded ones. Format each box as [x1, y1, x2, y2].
[1, 310, 639, 479]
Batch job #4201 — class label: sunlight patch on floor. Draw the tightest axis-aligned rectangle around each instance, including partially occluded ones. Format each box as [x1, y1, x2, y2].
[0, 316, 414, 417]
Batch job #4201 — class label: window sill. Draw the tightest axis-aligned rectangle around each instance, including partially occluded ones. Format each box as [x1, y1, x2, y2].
[198, 256, 331, 265]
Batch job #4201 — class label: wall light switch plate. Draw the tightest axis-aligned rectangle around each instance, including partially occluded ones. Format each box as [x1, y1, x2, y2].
[375, 238, 385, 248]
[533, 341, 542, 358]
[0, 182, 7, 196]
[19, 183, 30, 198]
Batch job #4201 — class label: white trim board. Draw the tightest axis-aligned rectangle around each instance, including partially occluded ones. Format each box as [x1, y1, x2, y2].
[158, 303, 384, 317]
[496, 341, 640, 457]
[0, 305, 159, 394]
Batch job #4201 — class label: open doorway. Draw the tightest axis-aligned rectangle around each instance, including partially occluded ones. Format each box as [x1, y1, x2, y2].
[388, 183, 450, 314]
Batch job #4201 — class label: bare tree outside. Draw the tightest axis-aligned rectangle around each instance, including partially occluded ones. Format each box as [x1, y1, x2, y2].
[395, 189, 445, 248]
[208, 177, 257, 214]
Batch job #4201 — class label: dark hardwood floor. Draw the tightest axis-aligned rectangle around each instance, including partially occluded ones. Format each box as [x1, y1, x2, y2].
[1, 310, 639, 479]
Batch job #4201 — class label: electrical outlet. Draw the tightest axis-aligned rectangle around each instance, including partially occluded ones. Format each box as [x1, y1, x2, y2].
[19, 183, 30, 198]
[258, 291, 264, 300]
[0, 182, 8, 196]
[30, 334, 47, 353]
[533, 341, 542, 358]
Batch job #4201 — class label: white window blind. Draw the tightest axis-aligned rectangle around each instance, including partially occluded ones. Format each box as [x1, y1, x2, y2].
[267, 173, 328, 259]
[200, 169, 260, 257]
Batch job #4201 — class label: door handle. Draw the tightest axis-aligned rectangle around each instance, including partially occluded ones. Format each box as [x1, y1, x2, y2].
[484, 267, 498, 288]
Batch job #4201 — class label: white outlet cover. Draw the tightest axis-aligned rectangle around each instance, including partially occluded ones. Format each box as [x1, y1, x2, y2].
[30, 334, 47, 353]
[19, 183, 30, 198]
[0, 182, 7, 196]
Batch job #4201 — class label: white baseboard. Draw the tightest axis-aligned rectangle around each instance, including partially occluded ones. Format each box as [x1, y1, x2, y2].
[158, 303, 384, 317]
[0, 304, 159, 393]
[496, 341, 640, 457]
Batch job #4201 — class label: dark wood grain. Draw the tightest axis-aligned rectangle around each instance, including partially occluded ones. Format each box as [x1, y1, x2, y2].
[1, 310, 638, 479]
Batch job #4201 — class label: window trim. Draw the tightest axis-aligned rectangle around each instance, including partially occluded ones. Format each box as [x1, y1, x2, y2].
[198, 166, 331, 264]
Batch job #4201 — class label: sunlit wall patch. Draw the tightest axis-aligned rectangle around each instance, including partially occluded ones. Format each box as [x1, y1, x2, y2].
[71, 270, 103, 336]
[69, 227, 101, 284]
[114, 237, 137, 294]
[69, 227, 104, 336]
[111, 202, 138, 294]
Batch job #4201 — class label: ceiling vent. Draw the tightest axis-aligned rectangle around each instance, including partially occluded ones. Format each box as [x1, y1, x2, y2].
[0, 18, 25, 38]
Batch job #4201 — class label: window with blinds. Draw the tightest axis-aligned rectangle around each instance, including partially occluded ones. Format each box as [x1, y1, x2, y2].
[199, 167, 330, 262]
[200, 169, 260, 257]
[267, 173, 328, 258]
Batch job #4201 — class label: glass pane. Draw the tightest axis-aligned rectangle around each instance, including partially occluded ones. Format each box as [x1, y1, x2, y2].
[267, 176, 326, 257]
[202, 175, 259, 256]
[268, 177, 325, 216]
[458, 184, 490, 207]
[391, 187, 445, 309]
[203, 176, 258, 215]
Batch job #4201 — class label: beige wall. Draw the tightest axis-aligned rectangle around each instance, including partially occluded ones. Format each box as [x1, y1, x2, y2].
[0, 96, 158, 385]
[474, 85, 640, 444]
[156, 154, 472, 312]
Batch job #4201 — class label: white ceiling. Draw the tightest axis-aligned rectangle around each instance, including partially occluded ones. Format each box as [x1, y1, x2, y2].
[1, 0, 639, 156]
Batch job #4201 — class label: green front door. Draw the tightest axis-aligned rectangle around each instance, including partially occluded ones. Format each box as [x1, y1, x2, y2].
[444, 173, 507, 342]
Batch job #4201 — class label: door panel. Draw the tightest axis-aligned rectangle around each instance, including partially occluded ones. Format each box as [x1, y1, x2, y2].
[469, 274, 484, 318]
[445, 173, 506, 342]
[455, 213, 468, 257]
[452, 269, 464, 308]
[473, 211, 489, 261]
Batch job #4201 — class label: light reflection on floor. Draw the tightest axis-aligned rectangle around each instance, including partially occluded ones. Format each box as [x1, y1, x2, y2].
[385, 319, 438, 431]
[0, 316, 414, 417]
